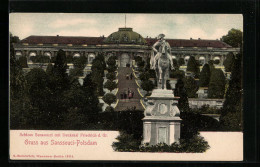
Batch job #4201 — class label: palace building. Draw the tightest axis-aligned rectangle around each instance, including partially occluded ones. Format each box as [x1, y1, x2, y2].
[13, 27, 240, 69]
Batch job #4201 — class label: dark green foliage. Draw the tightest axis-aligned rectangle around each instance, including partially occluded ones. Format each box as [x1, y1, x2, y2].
[180, 112, 220, 139]
[137, 136, 209, 153]
[91, 52, 106, 76]
[30, 55, 51, 63]
[73, 56, 87, 70]
[103, 93, 117, 106]
[104, 80, 117, 92]
[141, 80, 154, 94]
[139, 71, 150, 81]
[112, 132, 142, 152]
[172, 59, 179, 69]
[148, 69, 156, 78]
[134, 56, 142, 63]
[18, 56, 28, 68]
[106, 55, 117, 73]
[107, 55, 117, 66]
[92, 70, 104, 96]
[10, 33, 20, 43]
[105, 106, 115, 112]
[69, 68, 84, 77]
[106, 72, 116, 80]
[220, 53, 242, 131]
[208, 69, 226, 98]
[174, 78, 190, 112]
[178, 58, 185, 66]
[183, 76, 198, 98]
[191, 105, 221, 115]
[220, 112, 242, 131]
[208, 60, 215, 72]
[223, 52, 235, 72]
[199, 64, 211, 87]
[46, 63, 53, 75]
[186, 56, 200, 78]
[26, 68, 51, 110]
[52, 49, 70, 93]
[213, 59, 220, 64]
[170, 69, 185, 79]
[221, 28, 242, 47]
[91, 53, 106, 95]
[95, 109, 144, 140]
[137, 60, 145, 69]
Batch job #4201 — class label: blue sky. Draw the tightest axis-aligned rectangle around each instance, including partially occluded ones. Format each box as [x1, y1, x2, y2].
[9, 13, 243, 40]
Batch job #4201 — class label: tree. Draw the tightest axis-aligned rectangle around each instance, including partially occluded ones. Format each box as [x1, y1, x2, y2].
[51, 49, 70, 92]
[186, 56, 200, 78]
[73, 56, 87, 72]
[104, 80, 117, 92]
[46, 63, 54, 75]
[92, 70, 104, 96]
[178, 58, 185, 66]
[139, 71, 150, 81]
[103, 93, 117, 106]
[221, 28, 242, 47]
[107, 55, 117, 67]
[223, 52, 235, 72]
[82, 73, 101, 120]
[18, 56, 28, 68]
[183, 76, 199, 98]
[25, 68, 51, 127]
[106, 72, 116, 81]
[10, 33, 20, 44]
[208, 69, 226, 98]
[106, 55, 117, 73]
[141, 80, 154, 94]
[220, 53, 242, 130]
[199, 64, 211, 87]
[174, 78, 190, 112]
[172, 59, 179, 70]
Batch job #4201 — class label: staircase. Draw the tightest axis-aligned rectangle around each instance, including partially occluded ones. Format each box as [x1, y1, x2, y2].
[115, 67, 144, 111]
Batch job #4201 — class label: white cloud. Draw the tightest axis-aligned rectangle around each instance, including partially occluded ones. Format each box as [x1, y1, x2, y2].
[9, 14, 34, 39]
[185, 28, 208, 39]
[50, 18, 97, 28]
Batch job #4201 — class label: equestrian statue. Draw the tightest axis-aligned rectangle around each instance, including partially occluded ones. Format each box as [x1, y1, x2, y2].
[150, 34, 174, 89]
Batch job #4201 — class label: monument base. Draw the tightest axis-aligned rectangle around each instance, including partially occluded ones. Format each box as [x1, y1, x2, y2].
[142, 116, 181, 145]
[142, 89, 182, 145]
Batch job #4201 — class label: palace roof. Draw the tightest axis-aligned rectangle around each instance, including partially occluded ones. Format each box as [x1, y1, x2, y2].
[20, 35, 232, 48]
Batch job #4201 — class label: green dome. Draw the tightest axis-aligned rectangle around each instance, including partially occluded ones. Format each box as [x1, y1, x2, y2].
[104, 28, 147, 44]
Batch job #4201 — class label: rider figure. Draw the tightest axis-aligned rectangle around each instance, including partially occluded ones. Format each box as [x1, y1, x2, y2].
[151, 34, 174, 89]
[152, 34, 174, 70]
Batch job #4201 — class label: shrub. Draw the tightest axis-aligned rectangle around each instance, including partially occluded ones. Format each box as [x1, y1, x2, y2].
[106, 72, 116, 81]
[113, 134, 210, 153]
[105, 106, 115, 112]
[170, 70, 185, 79]
[199, 64, 211, 87]
[208, 69, 226, 98]
[178, 58, 185, 66]
[191, 105, 221, 115]
[139, 71, 150, 81]
[102, 93, 117, 106]
[104, 80, 117, 92]
[18, 56, 28, 68]
[183, 76, 198, 98]
[186, 56, 200, 78]
[223, 52, 235, 72]
[141, 80, 154, 94]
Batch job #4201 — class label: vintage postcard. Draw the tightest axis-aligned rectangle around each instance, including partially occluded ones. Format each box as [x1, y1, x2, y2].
[9, 13, 243, 161]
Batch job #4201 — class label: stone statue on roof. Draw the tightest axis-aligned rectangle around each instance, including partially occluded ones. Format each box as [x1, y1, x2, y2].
[150, 34, 174, 89]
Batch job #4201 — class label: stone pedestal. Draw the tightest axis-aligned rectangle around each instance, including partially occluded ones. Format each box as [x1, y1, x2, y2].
[142, 89, 181, 145]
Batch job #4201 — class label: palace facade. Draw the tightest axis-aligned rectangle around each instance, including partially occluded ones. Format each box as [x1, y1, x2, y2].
[13, 27, 240, 69]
